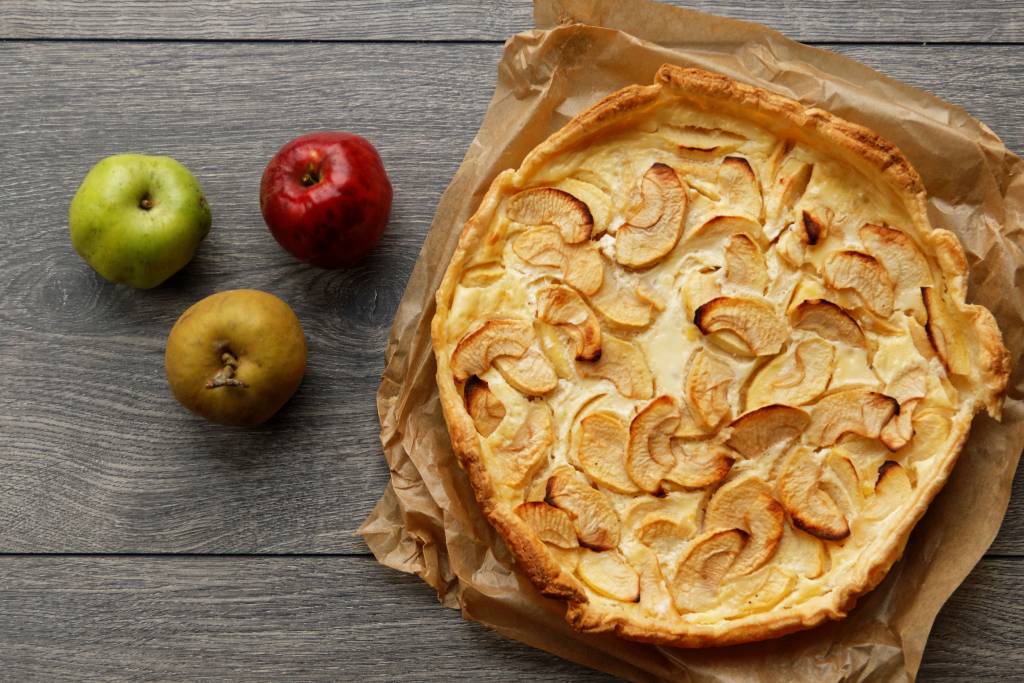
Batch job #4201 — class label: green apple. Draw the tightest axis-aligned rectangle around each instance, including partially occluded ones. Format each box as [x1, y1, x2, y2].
[69, 154, 212, 288]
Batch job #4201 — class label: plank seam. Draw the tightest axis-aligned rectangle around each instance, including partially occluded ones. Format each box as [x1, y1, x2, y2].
[0, 37, 1022, 46]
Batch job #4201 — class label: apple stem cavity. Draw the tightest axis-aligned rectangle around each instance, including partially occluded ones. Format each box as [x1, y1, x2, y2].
[300, 162, 321, 187]
[139, 193, 154, 211]
[206, 351, 249, 390]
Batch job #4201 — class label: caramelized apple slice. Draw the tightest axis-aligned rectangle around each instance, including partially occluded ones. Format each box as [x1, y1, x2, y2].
[616, 163, 687, 268]
[922, 287, 970, 376]
[880, 398, 920, 451]
[626, 396, 680, 493]
[823, 250, 895, 318]
[536, 284, 601, 360]
[726, 405, 810, 459]
[705, 477, 785, 576]
[451, 319, 532, 381]
[683, 348, 733, 429]
[681, 266, 724, 320]
[506, 187, 593, 244]
[555, 177, 612, 236]
[664, 440, 734, 490]
[669, 529, 747, 612]
[746, 338, 835, 410]
[864, 461, 913, 520]
[492, 402, 554, 486]
[790, 299, 867, 349]
[577, 550, 640, 602]
[777, 210, 830, 268]
[859, 223, 932, 288]
[464, 378, 505, 436]
[546, 466, 621, 550]
[724, 233, 767, 294]
[578, 411, 638, 494]
[778, 448, 849, 541]
[806, 388, 898, 447]
[578, 334, 654, 399]
[718, 156, 763, 222]
[515, 501, 579, 548]
[694, 297, 788, 356]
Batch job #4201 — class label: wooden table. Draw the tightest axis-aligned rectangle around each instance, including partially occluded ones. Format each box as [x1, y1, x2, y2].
[1, 2, 1021, 680]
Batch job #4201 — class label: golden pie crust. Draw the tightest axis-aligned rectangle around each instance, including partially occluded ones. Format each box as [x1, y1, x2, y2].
[431, 65, 1010, 647]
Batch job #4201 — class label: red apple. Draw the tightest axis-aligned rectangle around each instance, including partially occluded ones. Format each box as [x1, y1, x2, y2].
[260, 132, 392, 268]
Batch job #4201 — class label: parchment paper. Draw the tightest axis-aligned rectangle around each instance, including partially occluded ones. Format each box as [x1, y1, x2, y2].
[358, 1, 1024, 680]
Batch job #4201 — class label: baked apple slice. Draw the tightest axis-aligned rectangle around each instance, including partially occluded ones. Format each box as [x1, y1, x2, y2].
[493, 348, 559, 397]
[492, 401, 554, 486]
[822, 250, 895, 318]
[745, 338, 835, 409]
[859, 223, 932, 288]
[450, 319, 532, 381]
[922, 287, 970, 376]
[669, 529, 747, 612]
[536, 284, 602, 360]
[863, 461, 913, 521]
[616, 163, 687, 269]
[723, 233, 768, 294]
[512, 225, 604, 295]
[790, 299, 867, 349]
[506, 187, 593, 243]
[726, 404, 810, 459]
[683, 347, 733, 429]
[718, 156, 763, 222]
[515, 501, 579, 548]
[578, 411, 638, 494]
[578, 334, 654, 399]
[464, 377, 505, 436]
[694, 296, 788, 356]
[806, 388, 898, 447]
[625, 396, 680, 492]
[705, 476, 785, 575]
[546, 466, 621, 550]
[577, 549, 640, 602]
[663, 440, 734, 490]
[777, 447, 849, 541]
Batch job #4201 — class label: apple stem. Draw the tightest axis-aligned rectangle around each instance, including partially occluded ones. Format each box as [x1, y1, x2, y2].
[206, 352, 248, 389]
[139, 194, 154, 210]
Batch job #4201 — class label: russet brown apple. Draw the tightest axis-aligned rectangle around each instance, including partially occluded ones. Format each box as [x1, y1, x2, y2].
[165, 289, 307, 426]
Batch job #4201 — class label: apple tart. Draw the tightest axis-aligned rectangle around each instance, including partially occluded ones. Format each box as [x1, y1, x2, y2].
[431, 65, 1009, 647]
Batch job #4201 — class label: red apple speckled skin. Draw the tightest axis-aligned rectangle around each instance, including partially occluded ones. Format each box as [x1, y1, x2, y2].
[260, 132, 392, 268]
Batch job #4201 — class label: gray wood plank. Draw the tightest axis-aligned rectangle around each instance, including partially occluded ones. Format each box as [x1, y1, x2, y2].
[0, 555, 1018, 681]
[0, 41, 1020, 553]
[2, 0, 1023, 43]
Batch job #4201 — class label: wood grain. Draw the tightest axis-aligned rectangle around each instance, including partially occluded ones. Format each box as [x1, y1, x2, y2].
[3, 0, 1023, 43]
[0, 41, 1020, 554]
[0, 555, 1018, 681]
